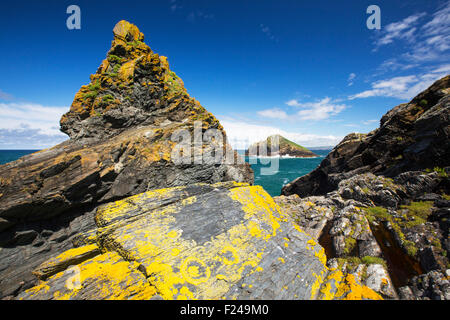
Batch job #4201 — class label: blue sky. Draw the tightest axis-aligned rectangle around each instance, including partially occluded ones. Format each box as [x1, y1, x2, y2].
[0, 0, 449, 149]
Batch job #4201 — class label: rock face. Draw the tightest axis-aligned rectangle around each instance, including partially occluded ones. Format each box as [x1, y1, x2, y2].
[280, 76, 450, 300]
[18, 183, 336, 300]
[246, 134, 318, 158]
[282, 75, 449, 197]
[0, 20, 253, 298]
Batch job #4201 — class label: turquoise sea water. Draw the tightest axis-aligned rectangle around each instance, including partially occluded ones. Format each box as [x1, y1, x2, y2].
[239, 149, 331, 197]
[0, 149, 331, 197]
[0, 150, 38, 165]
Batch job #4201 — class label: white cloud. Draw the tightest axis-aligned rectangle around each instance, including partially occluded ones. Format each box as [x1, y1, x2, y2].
[375, 13, 426, 47]
[262, 98, 347, 122]
[0, 102, 68, 148]
[349, 65, 450, 100]
[220, 119, 343, 149]
[260, 24, 276, 41]
[375, 2, 450, 64]
[288, 97, 348, 121]
[257, 108, 288, 120]
[362, 119, 378, 125]
[422, 1, 450, 37]
[348, 73, 356, 86]
[286, 99, 301, 107]
[0, 89, 13, 101]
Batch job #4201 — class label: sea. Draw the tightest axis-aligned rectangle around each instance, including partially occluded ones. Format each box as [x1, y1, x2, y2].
[238, 149, 331, 197]
[0, 149, 332, 197]
[0, 150, 39, 165]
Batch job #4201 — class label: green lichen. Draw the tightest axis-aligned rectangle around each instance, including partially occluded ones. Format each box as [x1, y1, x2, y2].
[361, 256, 387, 268]
[107, 54, 125, 64]
[102, 94, 114, 102]
[419, 99, 428, 107]
[399, 201, 433, 225]
[363, 206, 390, 223]
[425, 167, 447, 177]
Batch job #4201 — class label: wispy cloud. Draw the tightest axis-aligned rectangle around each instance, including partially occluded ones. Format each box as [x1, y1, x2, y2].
[187, 11, 215, 22]
[169, 0, 214, 21]
[362, 119, 378, 125]
[260, 24, 277, 41]
[374, 1, 450, 65]
[374, 13, 426, 48]
[349, 64, 450, 100]
[0, 102, 67, 148]
[285, 97, 348, 121]
[0, 89, 13, 101]
[347, 73, 356, 86]
[257, 108, 288, 120]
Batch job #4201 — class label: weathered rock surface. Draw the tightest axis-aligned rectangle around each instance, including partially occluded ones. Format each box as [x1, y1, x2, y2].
[278, 76, 450, 300]
[16, 183, 359, 300]
[246, 134, 318, 158]
[0, 20, 253, 299]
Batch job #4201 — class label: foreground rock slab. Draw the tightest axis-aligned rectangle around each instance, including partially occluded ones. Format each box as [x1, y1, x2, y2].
[16, 182, 383, 300]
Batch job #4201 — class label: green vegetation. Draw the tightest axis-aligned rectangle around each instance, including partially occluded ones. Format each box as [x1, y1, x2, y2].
[363, 206, 420, 258]
[107, 54, 125, 64]
[164, 70, 184, 96]
[83, 91, 98, 99]
[83, 81, 101, 99]
[443, 194, 450, 201]
[127, 40, 144, 48]
[399, 201, 433, 228]
[344, 237, 357, 255]
[382, 177, 395, 188]
[404, 240, 418, 257]
[431, 238, 442, 250]
[361, 187, 370, 194]
[102, 94, 114, 102]
[425, 167, 448, 177]
[336, 257, 362, 271]
[361, 256, 387, 268]
[364, 206, 390, 223]
[105, 72, 118, 78]
[89, 81, 100, 91]
[419, 99, 428, 107]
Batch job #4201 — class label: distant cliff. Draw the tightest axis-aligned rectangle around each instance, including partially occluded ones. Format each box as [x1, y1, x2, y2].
[246, 134, 318, 158]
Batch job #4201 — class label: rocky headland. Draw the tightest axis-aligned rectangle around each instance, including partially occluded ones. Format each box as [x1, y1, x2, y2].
[246, 134, 318, 158]
[280, 75, 450, 300]
[0, 20, 254, 299]
[0, 20, 447, 301]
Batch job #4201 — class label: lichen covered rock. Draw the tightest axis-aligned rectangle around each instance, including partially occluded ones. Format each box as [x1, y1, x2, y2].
[17, 183, 341, 300]
[0, 20, 252, 298]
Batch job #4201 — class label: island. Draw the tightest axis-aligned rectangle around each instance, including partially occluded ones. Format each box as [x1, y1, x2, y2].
[245, 134, 318, 158]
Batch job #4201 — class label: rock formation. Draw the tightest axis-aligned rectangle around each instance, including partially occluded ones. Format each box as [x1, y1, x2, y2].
[280, 75, 450, 300]
[246, 134, 318, 158]
[0, 20, 253, 298]
[1, 19, 444, 300]
[282, 75, 449, 197]
[16, 182, 386, 300]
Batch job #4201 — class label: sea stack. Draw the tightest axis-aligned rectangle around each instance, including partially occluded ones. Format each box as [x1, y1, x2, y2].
[246, 134, 318, 158]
